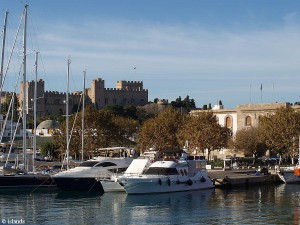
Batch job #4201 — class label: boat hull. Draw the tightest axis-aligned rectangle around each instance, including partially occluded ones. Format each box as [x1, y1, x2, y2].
[53, 177, 104, 192]
[119, 176, 214, 194]
[277, 171, 300, 184]
[0, 174, 55, 188]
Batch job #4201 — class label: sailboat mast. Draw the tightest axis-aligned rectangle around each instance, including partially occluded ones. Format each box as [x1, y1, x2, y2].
[33, 51, 38, 172]
[0, 10, 8, 114]
[81, 70, 86, 162]
[66, 59, 70, 170]
[22, 4, 28, 172]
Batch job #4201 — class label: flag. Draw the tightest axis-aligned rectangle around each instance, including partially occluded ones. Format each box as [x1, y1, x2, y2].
[260, 84, 262, 91]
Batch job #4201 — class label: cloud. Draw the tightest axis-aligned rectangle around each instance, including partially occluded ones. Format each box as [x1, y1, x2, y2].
[5, 15, 300, 107]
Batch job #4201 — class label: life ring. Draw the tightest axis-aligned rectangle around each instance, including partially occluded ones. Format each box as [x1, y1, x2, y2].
[158, 178, 162, 185]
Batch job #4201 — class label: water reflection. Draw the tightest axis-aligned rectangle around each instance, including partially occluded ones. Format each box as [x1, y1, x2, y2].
[0, 185, 299, 224]
[123, 189, 214, 225]
[208, 185, 300, 224]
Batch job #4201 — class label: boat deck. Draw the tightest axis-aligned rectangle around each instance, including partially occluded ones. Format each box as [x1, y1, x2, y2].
[208, 169, 281, 188]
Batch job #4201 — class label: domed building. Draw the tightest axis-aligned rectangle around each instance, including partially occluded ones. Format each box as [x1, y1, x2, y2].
[36, 120, 59, 136]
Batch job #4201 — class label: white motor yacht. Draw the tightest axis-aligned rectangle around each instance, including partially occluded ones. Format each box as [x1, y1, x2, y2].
[53, 147, 134, 192]
[117, 151, 214, 194]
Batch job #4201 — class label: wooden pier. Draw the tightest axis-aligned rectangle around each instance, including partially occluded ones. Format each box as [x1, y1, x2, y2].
[208, 169, 281, 188]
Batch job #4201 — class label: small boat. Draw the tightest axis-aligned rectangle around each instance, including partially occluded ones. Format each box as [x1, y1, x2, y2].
[276, 135, 300, 184]
[276, 166, 300, 184]
[116, 150, 214, 194]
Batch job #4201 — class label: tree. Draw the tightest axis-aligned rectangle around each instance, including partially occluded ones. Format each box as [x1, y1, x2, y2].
[137, 107, 183, 152]
[177, 111, 232, 160]
[112, 115, 139, 144]
[234, 127, 267, 164]
[53, 106, 122, 160]
[170, 95, 196, 111]
[259, 106, 300, 164]
[41, 142, 57, 159]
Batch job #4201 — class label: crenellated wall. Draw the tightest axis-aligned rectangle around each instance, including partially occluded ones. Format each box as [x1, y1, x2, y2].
[19, 77, 148, 118]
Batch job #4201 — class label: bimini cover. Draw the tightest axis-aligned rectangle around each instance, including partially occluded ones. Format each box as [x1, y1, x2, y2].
[124, 158, 150, 175]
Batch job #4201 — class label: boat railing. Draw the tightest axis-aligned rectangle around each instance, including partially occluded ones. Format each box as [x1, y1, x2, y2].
[123, 172, 144, 177]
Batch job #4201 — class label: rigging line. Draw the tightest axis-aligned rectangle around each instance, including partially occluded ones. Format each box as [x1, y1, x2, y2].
[38, 53, 57, 117]
[5, 112, 21, 167]
[35, 53, 61, 117]
[67, 93, 83, 148]
[0, 9, 24, 92]
[0, 62, 21, 143]
[27, 7, 41, 53]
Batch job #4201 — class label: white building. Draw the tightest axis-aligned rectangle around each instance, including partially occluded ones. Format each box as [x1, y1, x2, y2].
[190, 102, 289, 160]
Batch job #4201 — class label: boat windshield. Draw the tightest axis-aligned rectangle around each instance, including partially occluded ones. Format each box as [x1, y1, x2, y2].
[95, 162, 117, 167]
[79, 161, 99, 167]
[144, 167, 179, 175]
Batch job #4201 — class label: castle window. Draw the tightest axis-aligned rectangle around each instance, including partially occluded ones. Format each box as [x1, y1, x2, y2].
[245, 116, 252, 127]
[105, 98, 108, 104]
[225, 116, 233, 128]
[113, 98, 116, 104]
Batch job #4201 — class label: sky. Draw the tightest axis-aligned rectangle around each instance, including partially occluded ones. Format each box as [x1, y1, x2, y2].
[2, 0, 300, 109]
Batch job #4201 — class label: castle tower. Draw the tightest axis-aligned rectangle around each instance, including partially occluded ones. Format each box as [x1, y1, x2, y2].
[90, 78, 105, 109]
[19, 79, 45, 119]
[116, 80, 143, 91]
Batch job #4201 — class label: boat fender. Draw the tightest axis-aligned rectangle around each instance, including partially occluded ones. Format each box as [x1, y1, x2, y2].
[167, 178, 171, 186]
[200, 176, 206, 183]
[187, 179, 193, 186]
[158, 178, 162, 185]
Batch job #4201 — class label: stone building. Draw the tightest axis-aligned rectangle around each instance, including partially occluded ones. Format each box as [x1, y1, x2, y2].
[19, 78, 148, 119]
[191, 102, 289, 136]
[190, 102, 291, 160]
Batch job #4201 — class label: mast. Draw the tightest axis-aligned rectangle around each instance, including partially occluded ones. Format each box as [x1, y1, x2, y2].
[22, 4, 28, 172]
[81, 70, 86, 162]
[0, 10, 8, 115]
[66, 58, 70, 170]
[33, 51, 39, 172]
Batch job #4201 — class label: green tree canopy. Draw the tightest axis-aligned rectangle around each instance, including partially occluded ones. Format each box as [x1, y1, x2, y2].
[259, 106, 300, 163]
[53, 106, 122, 160]
[40, 142, 57, 159]
[177, 111, 232, 160]
[234, 127, 267, 163]
[137, 107, 183, 152]
[170, 95, 196, 111]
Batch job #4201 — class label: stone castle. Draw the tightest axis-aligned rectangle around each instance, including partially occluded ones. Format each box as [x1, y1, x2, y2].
[18, 78, 148, 119]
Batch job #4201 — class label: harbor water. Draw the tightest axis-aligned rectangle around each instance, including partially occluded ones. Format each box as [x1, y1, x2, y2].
[0, 184, 299, 225]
